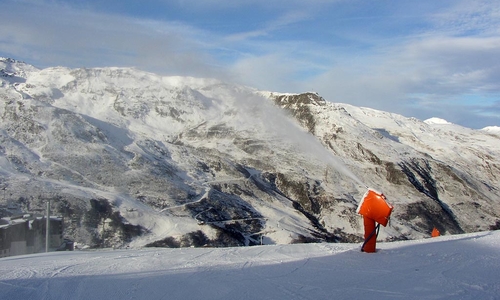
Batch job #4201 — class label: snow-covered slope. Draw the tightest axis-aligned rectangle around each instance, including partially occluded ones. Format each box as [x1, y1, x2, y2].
[0, 230, 499, 300]
[1, 58, 499, 249]
[269, 93, 500, 236]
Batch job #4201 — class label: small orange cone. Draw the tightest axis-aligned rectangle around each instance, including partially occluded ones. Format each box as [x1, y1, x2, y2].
[431, 227, 440, 237]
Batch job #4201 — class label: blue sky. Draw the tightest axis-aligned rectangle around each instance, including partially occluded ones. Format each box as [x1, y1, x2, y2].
[1, 0, 500, 129]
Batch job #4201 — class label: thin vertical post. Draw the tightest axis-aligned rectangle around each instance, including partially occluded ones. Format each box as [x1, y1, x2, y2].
[46, 199, 50, 252]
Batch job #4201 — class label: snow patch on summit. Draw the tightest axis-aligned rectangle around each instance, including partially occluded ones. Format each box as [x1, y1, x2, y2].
[481, 126, 500, 135]
[424, 117, 452, 125]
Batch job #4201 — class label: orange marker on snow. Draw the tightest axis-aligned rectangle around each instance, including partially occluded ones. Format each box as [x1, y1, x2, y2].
[356, 189, 393, 253]
[431, 227, 440, 237]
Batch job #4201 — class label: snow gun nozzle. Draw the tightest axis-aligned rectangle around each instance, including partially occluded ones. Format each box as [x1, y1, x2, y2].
[356, 188, 393, 227]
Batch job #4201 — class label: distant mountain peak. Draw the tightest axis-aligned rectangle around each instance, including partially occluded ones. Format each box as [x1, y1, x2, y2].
[424, 117, 452, 125]
[0, 57, 39, 80]
[481, 126, 500, 135]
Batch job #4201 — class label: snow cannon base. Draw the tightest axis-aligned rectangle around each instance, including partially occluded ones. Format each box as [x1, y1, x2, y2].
[356, 189, 393, 227]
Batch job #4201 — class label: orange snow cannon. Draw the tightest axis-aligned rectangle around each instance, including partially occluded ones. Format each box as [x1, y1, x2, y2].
[356, 188, 393, 253]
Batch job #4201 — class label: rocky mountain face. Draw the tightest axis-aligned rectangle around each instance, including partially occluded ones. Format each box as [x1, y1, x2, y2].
[1, 57, 499, 248]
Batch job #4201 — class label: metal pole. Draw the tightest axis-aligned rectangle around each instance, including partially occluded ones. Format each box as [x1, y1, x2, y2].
[46, 199, 50, 252]
[102, 219, 105, 248]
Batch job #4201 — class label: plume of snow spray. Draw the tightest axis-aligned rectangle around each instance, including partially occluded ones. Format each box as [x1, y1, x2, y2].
[226, 88, 367, 189]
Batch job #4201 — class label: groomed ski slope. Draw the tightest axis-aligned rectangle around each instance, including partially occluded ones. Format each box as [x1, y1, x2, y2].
[1, 231, 499, 300]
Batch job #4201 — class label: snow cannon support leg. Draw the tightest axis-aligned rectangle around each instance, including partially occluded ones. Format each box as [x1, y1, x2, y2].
[361, 216, 377, 253]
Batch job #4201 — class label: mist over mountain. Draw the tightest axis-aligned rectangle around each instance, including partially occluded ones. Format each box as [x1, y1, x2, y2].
[1, 57, 499, 248]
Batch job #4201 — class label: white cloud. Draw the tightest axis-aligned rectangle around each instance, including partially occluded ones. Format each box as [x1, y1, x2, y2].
[225, 11, 310, 42]
[229, 54, 303, 92]
[0, 0, 222, 77]
[430, 0, 500, 36]
[288, 1, 500, 128]
[301, 33, 500, 127]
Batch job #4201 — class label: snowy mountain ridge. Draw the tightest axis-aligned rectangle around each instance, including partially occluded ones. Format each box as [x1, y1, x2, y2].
[1, 58, 499, 249]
